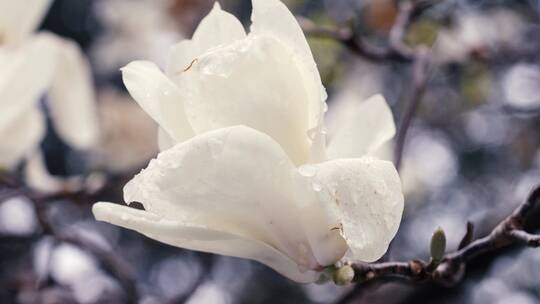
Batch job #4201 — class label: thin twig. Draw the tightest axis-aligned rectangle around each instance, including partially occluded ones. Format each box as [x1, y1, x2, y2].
[393, 47, 432, 170]
[298, 17, 413, 63]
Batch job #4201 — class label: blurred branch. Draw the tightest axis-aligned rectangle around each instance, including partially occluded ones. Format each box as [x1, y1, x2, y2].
[393, 47, 432, 170]
[299, 17, 412, 62]
[336, 184, 540, 304]
[301, 0, 437, 170]
[0, 173, 140, 303]
[300, 0, 436, 63]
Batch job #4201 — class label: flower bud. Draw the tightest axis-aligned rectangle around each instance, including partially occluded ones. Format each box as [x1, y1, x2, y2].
[333, 265, 355, 286]
[431, 227, 446, 262]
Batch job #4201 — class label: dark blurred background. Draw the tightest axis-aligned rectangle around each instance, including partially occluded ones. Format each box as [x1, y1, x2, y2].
[1, 0, 540, 303]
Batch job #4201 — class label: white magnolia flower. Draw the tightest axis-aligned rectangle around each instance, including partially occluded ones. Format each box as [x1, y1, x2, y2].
[0, 0, 99, 190]
[93, 0, 403, 283]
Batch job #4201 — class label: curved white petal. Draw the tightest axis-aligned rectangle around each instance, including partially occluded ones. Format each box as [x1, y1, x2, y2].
[121, 61, 194, 144]
[0, 105, 46, 169]
[313, 158, 404, 262]
[250, 0, 312, 65]
[93, 202, 319, 283]
[166, 2, 246, 79]
[0, 0, 52, 45]
[123, 126, 323, 272]
[294, 170, 349, 266]
[43, 33, 99, 149]
[0, 33, 56, 131]
[181, 35, 314, 165]
[250, 0, 327, 160]
[327, 94, 396, 159]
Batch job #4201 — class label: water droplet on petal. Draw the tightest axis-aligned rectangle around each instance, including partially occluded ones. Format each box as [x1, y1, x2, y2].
[307, 128, 318, 141]
[321, 127, 328, 135]
[299, 164, 317, 177]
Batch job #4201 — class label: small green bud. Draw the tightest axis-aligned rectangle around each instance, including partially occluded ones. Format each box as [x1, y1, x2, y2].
[431, 227, 447, 262]
[333, 265, 355, 286]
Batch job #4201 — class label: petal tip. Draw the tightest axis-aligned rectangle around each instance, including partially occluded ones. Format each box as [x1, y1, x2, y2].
[92, 202, 117, 222]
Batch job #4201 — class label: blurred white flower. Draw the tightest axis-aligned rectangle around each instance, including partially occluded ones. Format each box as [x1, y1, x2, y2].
[185, 282, 230, 304]
[94, 88, 158, 173]
[91, 0, 184, 75]
[93, 0, 403, 283]
[435, 9, 525, 63]
[0, 196, 37, 235]
[0, 0, 99, 191]
[400, 130, 457, 197]
[502, 63, 540, 110]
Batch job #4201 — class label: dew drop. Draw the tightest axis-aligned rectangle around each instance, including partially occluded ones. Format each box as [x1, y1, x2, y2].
[322, 101, 328, 113]
[299, 164, 317, 177]
[306, 128, 318, 141]
[321, 127, 328, 135]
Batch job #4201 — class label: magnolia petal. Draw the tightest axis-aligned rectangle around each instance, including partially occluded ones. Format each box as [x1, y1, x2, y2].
[191, 2, 246, 57]
[42, 33, 99, 149]
[123, 126, 323, 271]
[0, 33, 56, 131]
[182, 35, 313, 165]
[327, 95, 396, 159]
[93, 202, 319, 283]
[250, 0, 326, 149]
[166, 39, 198, 80]
[294, 171, 348, 266]
[314, 158, 404, 262]
[157, 127, 175, 152]
[250, 0, 312, 64]
[0, 0, 52, 45]
[0, 105, 46, 169]
[166, 3, 245, 79]
[121, 61, 194, 144]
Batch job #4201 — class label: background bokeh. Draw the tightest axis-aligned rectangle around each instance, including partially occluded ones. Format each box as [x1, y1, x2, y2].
[1, 0, 540, 303]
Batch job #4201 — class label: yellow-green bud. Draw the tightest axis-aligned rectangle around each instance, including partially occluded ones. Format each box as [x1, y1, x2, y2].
[431, 227, 447, 262]
[333, 265, 355, 286]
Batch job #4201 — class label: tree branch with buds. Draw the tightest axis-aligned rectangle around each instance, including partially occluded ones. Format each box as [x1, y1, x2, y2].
[334, 184, 540, 304]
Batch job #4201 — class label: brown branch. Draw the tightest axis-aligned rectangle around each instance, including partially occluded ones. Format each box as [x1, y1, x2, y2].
[300, 0, 437, 63]
[335, 184, 540, 304]
[388, 1, 416, 59]
[301, 1, 435, 171]
[298, 17, 413, 63]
